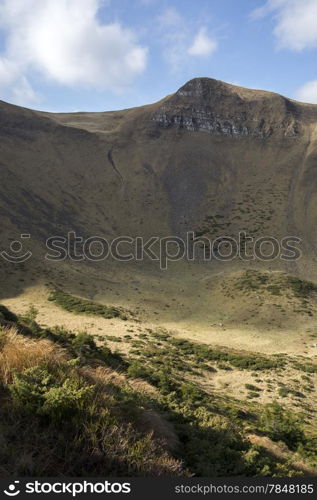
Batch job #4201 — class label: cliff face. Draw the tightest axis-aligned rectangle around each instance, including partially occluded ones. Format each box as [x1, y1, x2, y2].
[151, 78, 304, 138]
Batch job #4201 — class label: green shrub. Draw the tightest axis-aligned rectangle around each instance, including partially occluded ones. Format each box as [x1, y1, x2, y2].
[72, 331, 97, 355]
[217, 362, 232, 371]
[166, 335, 284, 371]
[41, 379, 93, 421]
[245, 384, 261, 392]
[105, 335, 122, 342]
[247, 392, 260, 399]
[278, 387, 289, 398]
[18, 305, 41, 335]
[156, 369, 177, 395]
[179, 383, 205, 404]
[287, 277, 317, 298]
[127, 361, 151, 380]
[260, 402, 305, 450]
[9, 365, 93, 422]
[10, 366, 52, 412]
[48, 289, 129, 320]
[293, 362, 317, 374]
[20, 305, 38, 323]
[267, 285, 281, 295]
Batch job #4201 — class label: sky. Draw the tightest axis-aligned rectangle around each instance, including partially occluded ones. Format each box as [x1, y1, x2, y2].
[0, 0, 317, 112]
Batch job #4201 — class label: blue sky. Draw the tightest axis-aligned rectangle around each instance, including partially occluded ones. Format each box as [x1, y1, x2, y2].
[0, 0, 317, 112]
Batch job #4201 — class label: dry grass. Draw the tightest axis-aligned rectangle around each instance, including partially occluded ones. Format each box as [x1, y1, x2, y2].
[0, 327, 67, 384]
[87, 365, 159, 396]
[82, 366, 179, 452]
[0, 326, 186, 477]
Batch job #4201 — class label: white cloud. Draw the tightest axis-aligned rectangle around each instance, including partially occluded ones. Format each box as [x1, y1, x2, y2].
[0, 57, 39, 106]
[252, 0, 317, 51]
[0, 58, 18, 86]
[0, 0, 147, 105]
[296, 80, 317, 104]
[157, 8, 218, 71]
[158, 7, 183, 27]
[12, 77, 41, 106]
[188, 27, 218, 57]
[157, 8, 188, 70]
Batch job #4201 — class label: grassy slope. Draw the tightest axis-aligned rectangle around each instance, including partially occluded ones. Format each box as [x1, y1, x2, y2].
[0, 324, 184, 476]
[1, 81, 317, 477]
[2, 79, 317, 303]
[0, 302, 316, 477]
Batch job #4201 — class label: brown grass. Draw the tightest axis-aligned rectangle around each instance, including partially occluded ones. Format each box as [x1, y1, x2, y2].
[0, 327, 186, 477]
[82, 366, 179, 453]
[0, 327, 67, 384]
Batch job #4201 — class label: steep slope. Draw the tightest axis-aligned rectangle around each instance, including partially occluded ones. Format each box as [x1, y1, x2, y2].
[1, 77, 317, 317]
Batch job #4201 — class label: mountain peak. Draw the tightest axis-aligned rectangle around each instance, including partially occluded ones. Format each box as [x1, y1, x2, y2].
[175, 77, 280, 103]
[151, 77, 301, 138]
[176, 77, 226, 98]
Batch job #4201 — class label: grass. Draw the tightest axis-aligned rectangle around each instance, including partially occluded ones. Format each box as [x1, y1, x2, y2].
[48, 289, 131, 320]
[266, 285, 281, 296]
[165, 335, 285, 371]
[245, 384, 261, 392]
[236, 270, 269, 292]
[120, 329, 317, 475]
[11, 308, 126, 371]
[236, 271, 317, 304]
[287, 278, 317, 299]
[0, 326, 184, 477]
[0, 328, 59, 384]
[260, 402, 305, 450]
[0, 304, 316, 477]
[292, 361, 317, 374]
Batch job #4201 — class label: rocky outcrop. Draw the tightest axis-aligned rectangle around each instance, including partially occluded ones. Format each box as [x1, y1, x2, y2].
[151, 78, 301, 138]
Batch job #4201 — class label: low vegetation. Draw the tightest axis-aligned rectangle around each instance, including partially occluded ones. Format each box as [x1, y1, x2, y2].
[236, 270, 317, 301]
[259, 403, 305, 450]
[150, 334, 285, 371]
[0, 304, 316, 477]
[287, 278, 317, 299]
[0, 326, 184, 476]
[48, 289, 131, 320]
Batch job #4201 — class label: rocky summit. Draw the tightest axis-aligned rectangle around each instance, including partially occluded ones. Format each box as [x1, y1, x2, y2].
[151, 77, 315, 137]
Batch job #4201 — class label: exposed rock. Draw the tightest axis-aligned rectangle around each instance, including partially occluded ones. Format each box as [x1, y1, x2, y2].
[152, 78, 301, 138]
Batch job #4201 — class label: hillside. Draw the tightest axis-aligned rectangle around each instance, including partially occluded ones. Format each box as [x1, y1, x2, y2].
[1, 78, 317, 476]
[2, 79, 317, 340]
[0, 303, 316, 477]
[1, 78, 317, 281]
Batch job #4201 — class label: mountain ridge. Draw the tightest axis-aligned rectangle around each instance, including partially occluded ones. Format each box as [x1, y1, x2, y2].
[1, 76, 317, 300]
[37, 77, 317, 140]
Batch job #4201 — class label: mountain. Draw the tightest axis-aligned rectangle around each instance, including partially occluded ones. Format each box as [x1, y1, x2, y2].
[1, 78, 317, 478]
[2, 78, 317, 254]
[1, 77, 317, 332]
